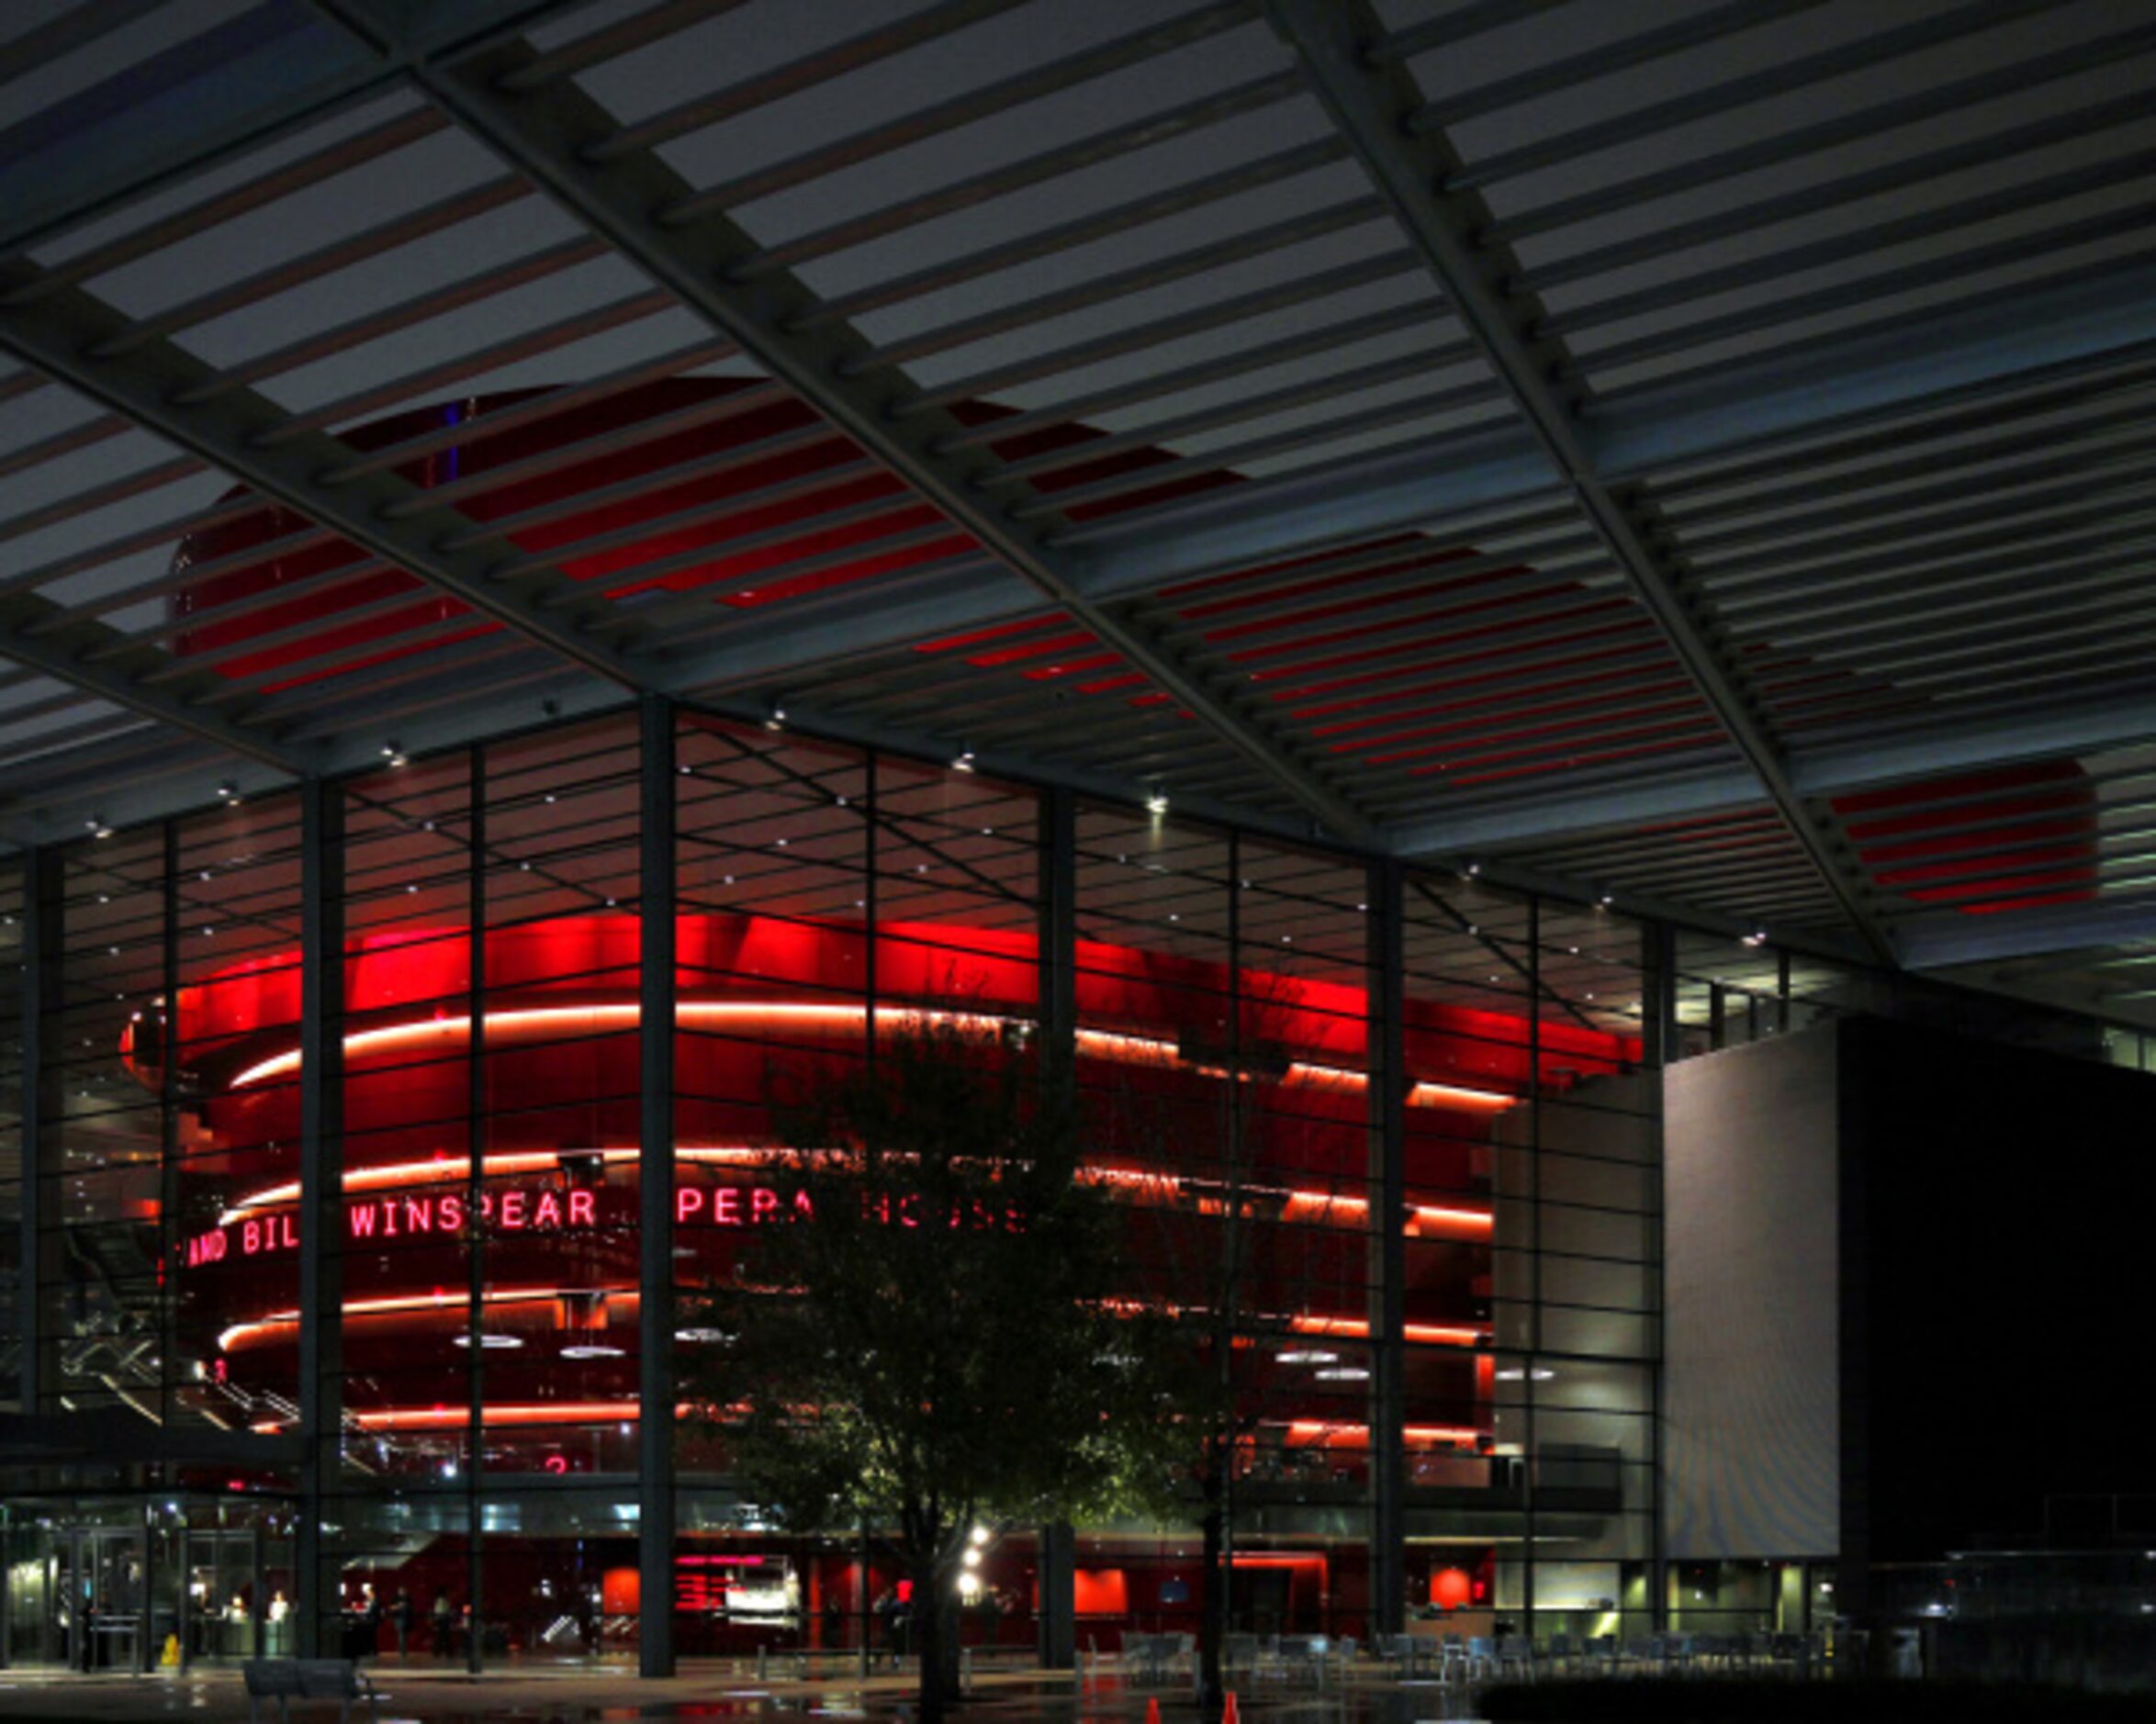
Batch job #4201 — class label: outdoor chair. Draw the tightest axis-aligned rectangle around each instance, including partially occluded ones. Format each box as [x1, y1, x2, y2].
[243, 1658, 380, 1724]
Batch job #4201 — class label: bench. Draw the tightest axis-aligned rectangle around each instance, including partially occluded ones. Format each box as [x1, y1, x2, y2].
[242, 1658, 380, 1724]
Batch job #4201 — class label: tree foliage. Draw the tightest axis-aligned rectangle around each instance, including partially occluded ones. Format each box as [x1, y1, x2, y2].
[685, 1018, 1193, 1719]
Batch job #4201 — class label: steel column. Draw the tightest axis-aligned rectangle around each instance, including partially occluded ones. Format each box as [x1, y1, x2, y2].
[1366, 857, 1407, 1640]
[16, 848, 54, 1413]
[466, 744, 487, 1674]
[294, 777, 344, 1660]
[1037, 786, 1077, 1669]
[1039, 785, 1078, 1077]
[1646, 919, 1671, 1633]
[637, 694, 678, 1678]
[1522, 895, 1541, 1629]
[157, 823, 180, 1432]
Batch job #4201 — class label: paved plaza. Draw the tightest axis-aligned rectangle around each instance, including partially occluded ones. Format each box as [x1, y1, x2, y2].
[0, 1664, 1493, 1724]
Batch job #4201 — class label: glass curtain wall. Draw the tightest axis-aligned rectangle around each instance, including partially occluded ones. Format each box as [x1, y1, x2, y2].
[2, 699, 1673, 1669]
[0, 796, 306, 1670]
[1394, 872, 1658, 1643]
[672, 713, 875, 1663]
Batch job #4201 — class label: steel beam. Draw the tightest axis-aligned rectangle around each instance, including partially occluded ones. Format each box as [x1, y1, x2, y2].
[1028, 251, 2156, 598]
[1793, 693, 2156, 800]
[0, 266, 671, 703]
[0, 588, 310, 773]
[1898, 898, 2156, 971]
[331, 8, 1382, 849]
[1266, 0, 1893, 960]
[0, 0, 589, 256]
[1390, 767, 1768, 856]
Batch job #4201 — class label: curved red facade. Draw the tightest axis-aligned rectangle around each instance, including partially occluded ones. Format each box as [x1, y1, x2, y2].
[138, 911, 1634, 1462]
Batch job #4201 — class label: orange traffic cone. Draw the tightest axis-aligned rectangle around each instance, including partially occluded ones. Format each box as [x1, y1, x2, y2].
[1145, 1699, 1162, 1724]
[1222, 1690, 1241, 1724]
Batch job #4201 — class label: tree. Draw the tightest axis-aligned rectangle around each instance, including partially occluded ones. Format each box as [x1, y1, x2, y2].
[685, 1017, 1190, 1724]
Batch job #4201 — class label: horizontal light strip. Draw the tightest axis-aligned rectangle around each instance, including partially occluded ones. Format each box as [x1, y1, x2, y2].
[218, 1283, 613, 1353]
[1286, 1314, 1487, 1348]
[219, 1282, 1484, 1360]
[1284, 1418, 1484, 1450]
[223, 1001, 1517, 1114]
[342, 1401, 646, 1434]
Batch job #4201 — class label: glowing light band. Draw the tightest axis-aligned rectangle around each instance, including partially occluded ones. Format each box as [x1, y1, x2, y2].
[223, 1000, 1518, 1114]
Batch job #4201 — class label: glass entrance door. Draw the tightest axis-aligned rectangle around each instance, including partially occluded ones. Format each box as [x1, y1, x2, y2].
[4, 1534, 57, 1666]
[182, 1529, 260, 1663]
[54, 1531, 146, 1672]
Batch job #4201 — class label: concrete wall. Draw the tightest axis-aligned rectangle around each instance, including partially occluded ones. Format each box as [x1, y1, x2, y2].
[1662, 1027, 1839, 1560]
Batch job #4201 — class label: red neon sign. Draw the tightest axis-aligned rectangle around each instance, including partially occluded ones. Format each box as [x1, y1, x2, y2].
[184, 1183, 602, 1267]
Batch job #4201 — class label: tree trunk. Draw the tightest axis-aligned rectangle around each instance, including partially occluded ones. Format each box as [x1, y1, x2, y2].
[912, 1561, 960, 1724]
[1196, 1472, 1227, 1718]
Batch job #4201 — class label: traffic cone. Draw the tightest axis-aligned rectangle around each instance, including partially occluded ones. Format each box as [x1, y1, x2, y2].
[1145, 1699, 1162, 1724]
[1222, 1690, 1240, 1724]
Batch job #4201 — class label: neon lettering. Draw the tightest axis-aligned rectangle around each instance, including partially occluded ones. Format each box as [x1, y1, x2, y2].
[182, 1178, 817, 1274]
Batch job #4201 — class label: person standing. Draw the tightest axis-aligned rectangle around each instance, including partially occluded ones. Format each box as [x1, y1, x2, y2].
[872, 1585, 898, 1669]
[391, 1589, 413, 1659]
[360, 1585, 383, 1663]
[432, 1590, 454, 1661]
